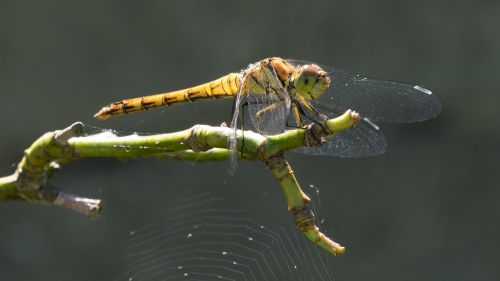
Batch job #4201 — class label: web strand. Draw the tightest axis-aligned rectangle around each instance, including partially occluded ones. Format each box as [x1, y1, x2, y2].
[115, 192, 337, 281]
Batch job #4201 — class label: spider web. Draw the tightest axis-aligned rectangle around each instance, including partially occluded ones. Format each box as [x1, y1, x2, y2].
[81, 111, 341, 281]
[114, 192, 337, 281]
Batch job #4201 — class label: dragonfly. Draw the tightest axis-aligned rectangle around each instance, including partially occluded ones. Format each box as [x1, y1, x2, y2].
[94, 57, 441, 171]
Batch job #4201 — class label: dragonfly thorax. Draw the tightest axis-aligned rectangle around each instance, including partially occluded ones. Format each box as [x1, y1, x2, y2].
[291, 64, 331, 101]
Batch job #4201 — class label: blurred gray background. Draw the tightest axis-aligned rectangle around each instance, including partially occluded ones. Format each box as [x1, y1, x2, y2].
[0, 0, 499, 280]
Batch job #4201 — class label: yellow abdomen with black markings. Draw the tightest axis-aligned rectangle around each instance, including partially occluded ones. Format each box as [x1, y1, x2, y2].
[94, 73, 241, 119]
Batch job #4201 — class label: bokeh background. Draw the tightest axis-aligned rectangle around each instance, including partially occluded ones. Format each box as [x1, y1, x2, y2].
[0, 0, 499, 280]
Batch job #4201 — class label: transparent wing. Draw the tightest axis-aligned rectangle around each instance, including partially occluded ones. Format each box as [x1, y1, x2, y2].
[227, 64, 291, 174]
[293, 116, 387, 157]
[288, 60, 441, 123]
[227, 75, 245, 175]
[246, 65, 291, 135]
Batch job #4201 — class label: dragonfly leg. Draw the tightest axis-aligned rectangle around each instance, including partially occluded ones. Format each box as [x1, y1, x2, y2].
[255, 103, 281, 132]
[296, 101, 324, 127]
[294, 102, 331, 147]
[303, 123, 328, 147]
[292, 101, 305, 127]
[301, 98, 329, 121]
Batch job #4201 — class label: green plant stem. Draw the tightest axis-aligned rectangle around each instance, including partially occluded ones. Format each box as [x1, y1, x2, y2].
[266, 156, 346, 255]
[0, 110, 359, 255]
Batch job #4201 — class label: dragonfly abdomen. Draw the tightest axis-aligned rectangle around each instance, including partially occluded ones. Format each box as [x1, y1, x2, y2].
[94, 73, 241, 119]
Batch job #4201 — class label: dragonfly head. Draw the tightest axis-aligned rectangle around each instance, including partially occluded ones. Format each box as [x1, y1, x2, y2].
[292, 64, 331, 100]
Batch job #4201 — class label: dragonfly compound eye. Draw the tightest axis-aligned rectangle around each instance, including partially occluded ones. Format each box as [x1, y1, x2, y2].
[294, 64, 331, 100]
